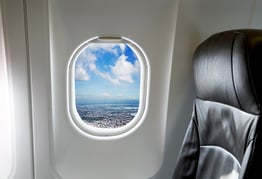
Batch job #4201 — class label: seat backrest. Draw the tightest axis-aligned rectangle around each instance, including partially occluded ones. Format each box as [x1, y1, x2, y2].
[173, 29, 262, 179]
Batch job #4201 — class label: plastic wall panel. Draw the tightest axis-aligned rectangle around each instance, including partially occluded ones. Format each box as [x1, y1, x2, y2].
[49, 0, 178, 178]
[1, 0, 34, 178]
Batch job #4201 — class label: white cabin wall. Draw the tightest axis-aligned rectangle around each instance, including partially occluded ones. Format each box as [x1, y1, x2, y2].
[183, 0, 262, 40]
[151, 0, 199, 178]
[47, 0, 179, 178]
[0, 3, 14, 179]
[251, 0, 262, 28]
[2, 0, 180, 178]
[153, 0, 262, 178]
[0, 0, 34, 178]
[25, 0, 53, 178]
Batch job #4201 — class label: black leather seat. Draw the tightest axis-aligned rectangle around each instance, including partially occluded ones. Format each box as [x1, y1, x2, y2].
[173, 29, 262, 179]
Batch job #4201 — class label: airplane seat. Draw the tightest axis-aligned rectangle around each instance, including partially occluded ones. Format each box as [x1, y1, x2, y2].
[173, 29, 262, 179]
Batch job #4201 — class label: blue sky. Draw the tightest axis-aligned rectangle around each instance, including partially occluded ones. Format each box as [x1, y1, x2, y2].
[75, 43, 140, 104]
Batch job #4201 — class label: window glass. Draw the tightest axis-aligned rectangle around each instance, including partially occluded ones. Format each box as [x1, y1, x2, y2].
[75, 43, 140, 128]
[68, 37, 149, 137]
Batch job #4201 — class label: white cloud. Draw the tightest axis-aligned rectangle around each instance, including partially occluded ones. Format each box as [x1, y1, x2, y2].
[75, 49, 96, 81]
[75, 64, 90, 80]
[93, 69, 120, 85]
[88, 43, 119, 56]
[86, 51, 96, 62]
[119, 44, 126, 53]
[99, 92, 111, 98]
[86, 52, 97, 71]
[75, 44, 139, 84]
[134, 60, 140, 73]
[111, 55, 140, 83]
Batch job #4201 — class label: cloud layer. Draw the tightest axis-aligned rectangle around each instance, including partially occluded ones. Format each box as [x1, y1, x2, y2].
[75, 43, 140, 85]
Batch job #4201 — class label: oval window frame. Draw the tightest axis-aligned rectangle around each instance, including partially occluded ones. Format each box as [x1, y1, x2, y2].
[67, 36, 150, 139]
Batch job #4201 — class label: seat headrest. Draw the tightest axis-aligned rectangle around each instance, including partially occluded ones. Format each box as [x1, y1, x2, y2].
[193, 29, 262, 114]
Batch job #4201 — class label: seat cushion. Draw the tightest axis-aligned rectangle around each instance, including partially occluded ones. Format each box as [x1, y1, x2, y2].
[196, 145, 240, 179]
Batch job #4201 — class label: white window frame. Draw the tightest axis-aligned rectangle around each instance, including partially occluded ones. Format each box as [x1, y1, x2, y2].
[67, 36, 150, 139]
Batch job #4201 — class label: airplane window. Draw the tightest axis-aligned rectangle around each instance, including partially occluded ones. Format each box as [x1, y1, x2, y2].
[68, 37, 149, 137]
